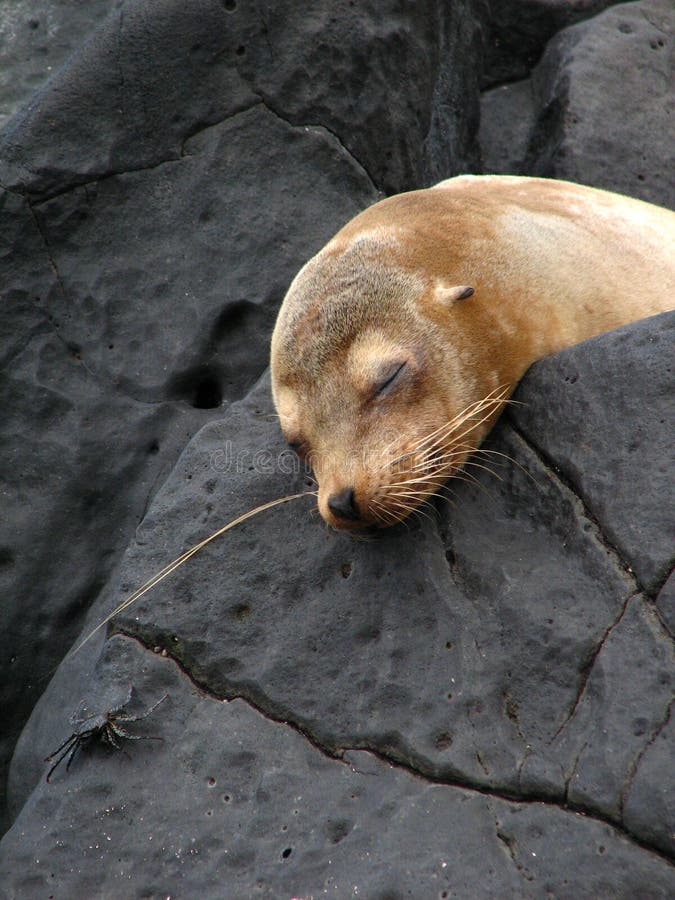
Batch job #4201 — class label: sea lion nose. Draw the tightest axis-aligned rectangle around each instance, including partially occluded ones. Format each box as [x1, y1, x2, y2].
[327, 487, 361, 522]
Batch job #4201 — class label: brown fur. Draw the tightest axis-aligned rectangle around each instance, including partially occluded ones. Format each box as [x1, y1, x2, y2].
[271, 175, 675, 529]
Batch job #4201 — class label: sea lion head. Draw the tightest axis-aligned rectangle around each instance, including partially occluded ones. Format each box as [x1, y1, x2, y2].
[271, 230, 502, 530]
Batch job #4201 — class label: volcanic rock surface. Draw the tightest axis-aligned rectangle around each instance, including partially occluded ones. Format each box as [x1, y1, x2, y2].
[0, 0, 673, 895]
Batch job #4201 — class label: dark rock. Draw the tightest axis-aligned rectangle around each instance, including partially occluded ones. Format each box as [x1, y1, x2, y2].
[0, 188, 55, 358]
[31, 105, 374, 400]
[0, 0, 117, 131]
[543, 594, 673, 826]
[482, 0, 624, 86]
[623, 696, 675, 858]
[1, 0, 673, 889]
[0, 0, 258, 198]
[6, 313, 673, 888]
[511, 312, 675, 595]
[234, 0, 486, 191]
[0, 0, 484, 200]
[0, 0, 491, 832]
[0, 319, 207, 831]
[656, 570, 675, 637]
[439, 425, 634, 786]
[0, 90, 376, 833]
[480, 0, 675, 200]
[479, 79, 536, 174]
[2, 637, 674, 897]
[525, 0, 675, 205]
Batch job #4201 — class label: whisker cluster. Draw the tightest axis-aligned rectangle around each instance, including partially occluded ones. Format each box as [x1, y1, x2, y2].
[367, 384, 515, 525]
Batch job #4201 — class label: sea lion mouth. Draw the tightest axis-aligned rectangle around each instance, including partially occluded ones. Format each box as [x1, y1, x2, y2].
[318, 452, 450, 530]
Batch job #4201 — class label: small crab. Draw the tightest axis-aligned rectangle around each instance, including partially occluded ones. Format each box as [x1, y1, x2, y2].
[45, 687, 168, 782]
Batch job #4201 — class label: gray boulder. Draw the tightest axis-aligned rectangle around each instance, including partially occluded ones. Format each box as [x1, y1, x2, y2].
[3, 313, 674, 894]
[481, 0, 675, 207]
[0, 0, 673, 892]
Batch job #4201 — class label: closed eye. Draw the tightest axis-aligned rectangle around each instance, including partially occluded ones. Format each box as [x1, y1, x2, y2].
[374, 361, 407, 398]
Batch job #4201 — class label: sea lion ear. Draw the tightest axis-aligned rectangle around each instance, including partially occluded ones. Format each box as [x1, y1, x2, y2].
[433, 283, 475, 305]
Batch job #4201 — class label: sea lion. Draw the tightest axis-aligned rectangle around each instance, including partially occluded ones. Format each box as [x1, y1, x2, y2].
[270, 175, 675, 530]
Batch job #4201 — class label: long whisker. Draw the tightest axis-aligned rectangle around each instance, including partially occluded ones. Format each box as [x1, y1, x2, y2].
[368, 498, 403, 527]
[461, 460, 505, 481]
[387, 494, 433, 521]
[412, 385, 511, 447]
[384, 389, 511, 472]
[72, 491, 317, 655]
[371, 385, 533, 524]
[395, 404, 497, 463]
[414, 386, 510, 447]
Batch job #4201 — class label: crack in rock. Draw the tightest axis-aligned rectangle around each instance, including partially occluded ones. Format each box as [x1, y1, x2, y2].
[509, 420, 641, 592]
[250, 89, 380, 194]
[29, 154, 184, 206]
[28, 204, 69, 304]
[116, 9, 127, 122]
[495, 825, 535, 883]
[20, 95, 370, 206]
[306, 120, 379, 195]
[25, 205, 105, 384]
[0, 180, 25, 199]
[620, 697, 674, 822]
[113, 628, 675, 865]
[179, 101, 262, 157]
[565, 740, 589, 803]
[551, 591, 636, 742]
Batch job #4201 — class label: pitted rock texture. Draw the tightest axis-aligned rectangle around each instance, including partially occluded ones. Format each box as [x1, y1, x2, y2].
[482, 0, 623, 86]
[0, 0, 483, 200]
[4, 316, 674, 895]
[0, 0, 118, 131]
[480, 0, 675, 207]
[3, 638, 674, 897]
[1, 0, 674, 892]
[511, 314, 674, 595]
[526, 0, 675, 204]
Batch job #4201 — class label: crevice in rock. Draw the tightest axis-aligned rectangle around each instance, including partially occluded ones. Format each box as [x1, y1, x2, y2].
[250, 89, 380, 195]
[25, 206, 107, 387]
[480, 0, 633, 90]
[10, 90, 378, 207]
[654, 606, 674, 642]
[179, 100, 262, 157]
[550, 591, 636, 742]
[508, 420, 642, 593]
[27, 153, 184, 206]
[564, 740, 588, 804]
[115, 8, 127, 123]
[113, 625, 351, 767]
[480, 73, 534, 93]
[306, 120, 379, 196]
[516, 747, 532, 788]
[0, 180, 26, 200]
[112, 628, 675, 866]
[496, 826, 520, 869]
[28, 204, 68, 304]
[649, 592, 675, 645]
[494, 820, 535, 883]
[654, 566, 675, 602]
[619, 698, 674, 822]
[17, 102, 266, 205]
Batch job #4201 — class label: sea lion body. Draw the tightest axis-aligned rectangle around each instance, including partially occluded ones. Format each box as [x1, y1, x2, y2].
[270, 175, 675, 530]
